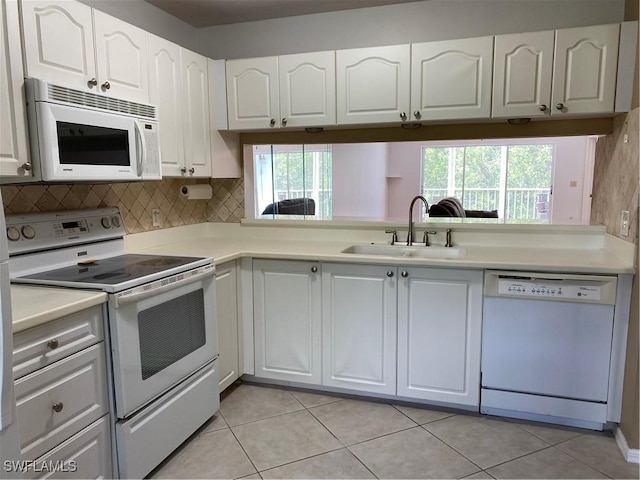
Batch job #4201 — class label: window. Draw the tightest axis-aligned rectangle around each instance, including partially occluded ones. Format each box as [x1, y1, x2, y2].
[253, 145, 332, 218]
[422, 143, 554, 221]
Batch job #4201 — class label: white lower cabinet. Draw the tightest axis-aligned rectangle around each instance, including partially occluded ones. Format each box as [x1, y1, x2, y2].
[12, 306, 111, 478]
[253, 259, 322, 384]
[321, 263, 397, 394]
[216, 260, 240, 391]
[397, 267, 483, 406]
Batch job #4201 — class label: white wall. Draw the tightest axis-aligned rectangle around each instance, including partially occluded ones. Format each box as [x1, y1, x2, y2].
[196, 0, 624, 59]
[332, 143, 388, 219]
[78, 0, 199, 52]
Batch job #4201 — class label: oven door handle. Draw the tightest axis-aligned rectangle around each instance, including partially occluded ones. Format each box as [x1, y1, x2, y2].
[114, 266, 215, 308]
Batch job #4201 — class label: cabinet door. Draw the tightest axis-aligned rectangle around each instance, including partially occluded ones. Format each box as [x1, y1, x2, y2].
[322, 264, 397, 394]
[397, 268, 483, 406]
[148, 34, 184, 177]
[492, 31, 554, 118]
[411, 37, 493, 121]
[93, 10, 148, 102]
[1, 0, 31, 178]
[253, 260, 321, 384]
[20, 0, 96, 92]
[336, 45, 410, 125]
[181, 49, 212, 177]
[552, 24, 620, 115]
[279, 51, 336, 128]
[216, 261, 239, 392]
[226, 57, 279, 130]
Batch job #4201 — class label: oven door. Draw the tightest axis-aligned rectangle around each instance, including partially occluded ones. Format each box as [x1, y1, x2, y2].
[108, 264, 217, 418]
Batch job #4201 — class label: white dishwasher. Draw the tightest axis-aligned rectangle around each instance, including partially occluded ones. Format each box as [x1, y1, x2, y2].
[481, 270, 617, 430]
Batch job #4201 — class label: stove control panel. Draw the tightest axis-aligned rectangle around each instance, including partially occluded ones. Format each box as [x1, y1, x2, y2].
[6, 207, 126, 256]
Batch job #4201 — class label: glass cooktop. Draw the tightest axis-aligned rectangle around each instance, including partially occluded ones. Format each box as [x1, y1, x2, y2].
[20, 254, 206, 286]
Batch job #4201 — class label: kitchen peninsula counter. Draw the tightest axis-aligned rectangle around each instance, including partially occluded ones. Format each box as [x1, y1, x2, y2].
[124, 222, 635, 275]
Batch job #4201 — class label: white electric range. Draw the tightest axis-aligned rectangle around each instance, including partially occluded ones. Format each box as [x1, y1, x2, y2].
[7, 208, 220, 479]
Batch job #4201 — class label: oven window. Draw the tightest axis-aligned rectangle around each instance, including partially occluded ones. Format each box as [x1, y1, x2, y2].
[138, 289, 206, 380]
[57, 121, 130, 166]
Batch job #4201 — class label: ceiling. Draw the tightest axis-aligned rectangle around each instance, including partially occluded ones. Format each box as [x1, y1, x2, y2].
[144, 0, 424, 27]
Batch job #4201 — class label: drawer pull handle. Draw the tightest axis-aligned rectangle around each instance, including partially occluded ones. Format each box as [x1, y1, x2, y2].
[52, 402, 64, 413]
[47, 339, 59, 349]
[311, 266, 318, 273]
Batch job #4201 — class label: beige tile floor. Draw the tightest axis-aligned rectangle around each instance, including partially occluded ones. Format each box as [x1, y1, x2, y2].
[149, 383, 640, 480]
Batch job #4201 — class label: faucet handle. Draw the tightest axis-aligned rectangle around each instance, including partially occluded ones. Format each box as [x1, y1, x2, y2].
[423, 231, 437, 246]
[445, 228, 453, 247]
[385, 229, 398, 245]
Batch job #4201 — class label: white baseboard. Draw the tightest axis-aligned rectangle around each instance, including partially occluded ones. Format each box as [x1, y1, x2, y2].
[615, 426, 640, 464]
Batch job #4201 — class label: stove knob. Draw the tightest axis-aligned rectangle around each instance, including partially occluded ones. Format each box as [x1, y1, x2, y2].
[101, 217, 111, 229]
[7, 227, 20, 242]
[21, 225, 36, 240]
[111, 216, 121, 228]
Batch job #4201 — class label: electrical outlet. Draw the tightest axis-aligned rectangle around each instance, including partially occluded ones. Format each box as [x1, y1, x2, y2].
[620, 210, 630, 237]
[151, 209, 161, 227]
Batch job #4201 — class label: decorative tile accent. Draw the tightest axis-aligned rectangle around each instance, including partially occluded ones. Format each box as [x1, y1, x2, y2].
[1, 177, 245, 234]
[591, 108, 639, 243]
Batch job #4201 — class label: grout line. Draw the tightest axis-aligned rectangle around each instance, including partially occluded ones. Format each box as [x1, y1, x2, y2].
[418, 425, 484, 472]
[553, 440, 616, 479]
[227, 420, 261, 477]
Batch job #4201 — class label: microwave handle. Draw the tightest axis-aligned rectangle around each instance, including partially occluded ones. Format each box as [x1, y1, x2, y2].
[134, 121, 147, 177]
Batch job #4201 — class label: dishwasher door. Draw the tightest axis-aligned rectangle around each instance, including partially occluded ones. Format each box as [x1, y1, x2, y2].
[482, 296, 615, 402]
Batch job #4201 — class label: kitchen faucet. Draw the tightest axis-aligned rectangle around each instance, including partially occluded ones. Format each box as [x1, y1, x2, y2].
[407, 195, 429, 245]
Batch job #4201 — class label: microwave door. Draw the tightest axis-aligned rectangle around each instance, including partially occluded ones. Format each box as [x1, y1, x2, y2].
[37, 102, 141, 182]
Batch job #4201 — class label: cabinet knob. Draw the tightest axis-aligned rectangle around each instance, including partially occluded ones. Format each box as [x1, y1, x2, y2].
[52, 402, 64, 413]
[311, 266, 318, 273]
[101, 81, 111, 90]
[47, 339, 59, 349]
[270, 118, 276, 127]
[401, 271, 409, 278]
[180, 167, 187, 174]
[189, 167, 195, 175]
[555, 103, 564, 111]
[21, 162, 32, 172]
[539, 104, 547, 111]
[413, 111, 422, 119]
[87, 78, 98, 87]
[281, 118, 287, 127]
[400, 112, 407, 121]
[387, 271, 394, 277]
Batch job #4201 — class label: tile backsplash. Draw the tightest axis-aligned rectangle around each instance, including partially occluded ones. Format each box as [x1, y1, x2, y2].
[1, 177, 244, 234]
[591, 108, 639, 243]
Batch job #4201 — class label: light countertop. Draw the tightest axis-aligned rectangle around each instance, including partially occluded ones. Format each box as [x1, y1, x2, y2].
[11, 285, 107, 334]
[125, 223, 635, 275]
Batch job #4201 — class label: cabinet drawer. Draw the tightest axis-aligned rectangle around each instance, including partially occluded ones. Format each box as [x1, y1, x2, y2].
[23, 415, 112, 479]
[16, 343, 109, 461]
[13, 306, 104, 379]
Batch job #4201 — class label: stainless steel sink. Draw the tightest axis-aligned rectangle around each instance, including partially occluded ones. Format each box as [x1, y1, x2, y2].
[341, 244, 466, 259]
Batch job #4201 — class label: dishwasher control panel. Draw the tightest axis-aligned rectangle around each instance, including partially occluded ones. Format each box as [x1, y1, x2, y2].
[484, 270, 618, 305]
[497, 280, 601, 300]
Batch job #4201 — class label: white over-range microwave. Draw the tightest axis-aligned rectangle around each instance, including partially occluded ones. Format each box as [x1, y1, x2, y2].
[22, 78, 161, 182]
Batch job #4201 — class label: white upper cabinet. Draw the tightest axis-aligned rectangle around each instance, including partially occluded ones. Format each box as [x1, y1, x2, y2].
[20, 0, 148, 102]
[226, 56, 279, 130]
[336, 45, 411, 125]
[397, 268, 483, 406]
[1, 0, 31, 178]
[148, 34, 184, 176]
[93, 10, 148, 102]
[492, 31, 554, 118]
[181, 49, 211, 177]
[20, 0, 96, 91]
[552, 24, 620, 115]
[411, 36, 494, 121]
[279, 51, 336, 128]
